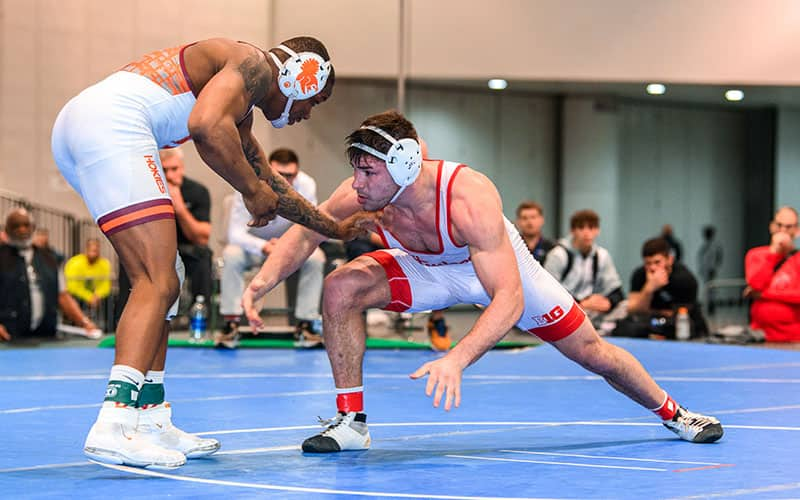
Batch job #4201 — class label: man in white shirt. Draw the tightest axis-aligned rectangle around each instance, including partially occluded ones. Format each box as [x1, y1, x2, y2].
[543, 209, 625, 332]
[216, 148, 325, 348]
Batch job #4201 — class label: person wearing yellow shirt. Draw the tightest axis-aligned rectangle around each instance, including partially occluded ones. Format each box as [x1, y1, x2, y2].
[65, 238, 111, 308]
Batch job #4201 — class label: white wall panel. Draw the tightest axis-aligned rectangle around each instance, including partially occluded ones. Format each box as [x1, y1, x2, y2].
[409, 0, 800, 85]
[273, 0, 399, 77]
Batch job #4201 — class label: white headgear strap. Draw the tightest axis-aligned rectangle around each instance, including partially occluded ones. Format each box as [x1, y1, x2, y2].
[267, 44, 332, 128]
[350, 125, 422, 203]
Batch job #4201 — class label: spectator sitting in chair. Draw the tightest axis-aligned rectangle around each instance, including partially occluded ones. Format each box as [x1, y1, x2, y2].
[65, 238, 112, 311]
[161, 147, 213, 305]
[1, 209, 97, 342]
[216, 148, 325, 349]
[625, 237, 707, 338]
[516, 200, 555, 264]
[744, 206, 800, 342]
[543, 209, 624, 332]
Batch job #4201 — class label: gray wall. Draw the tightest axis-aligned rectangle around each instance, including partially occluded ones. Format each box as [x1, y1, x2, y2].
[558, 98, 747, 288]
[616, 104, 747, 286]
[776, 109, 800, 216]
[407, 89, 557, 225]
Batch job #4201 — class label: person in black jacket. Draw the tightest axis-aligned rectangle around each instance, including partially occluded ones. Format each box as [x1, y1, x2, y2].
[0, 208, 95, 342]
[162, 147, 213, 304]
[627, 237, 707, 337]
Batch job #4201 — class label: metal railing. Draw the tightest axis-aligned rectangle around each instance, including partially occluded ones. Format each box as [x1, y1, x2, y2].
[0, 189, 118, 275]
[2, 190, 122, 333]
[703, 278, 749, 331]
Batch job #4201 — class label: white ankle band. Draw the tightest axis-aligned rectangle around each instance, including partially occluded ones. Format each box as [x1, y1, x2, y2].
[336, 386, 364, 394]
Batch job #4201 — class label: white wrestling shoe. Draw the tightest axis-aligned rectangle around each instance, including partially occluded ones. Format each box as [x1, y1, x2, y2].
[137, 402, 221, 458]
[663, 406, 724, 443]
[301, 412, 371, 453]
[84, 403, 186, 469]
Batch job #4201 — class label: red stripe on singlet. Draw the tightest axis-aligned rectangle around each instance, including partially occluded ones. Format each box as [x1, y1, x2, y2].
[527, 302, 586, 342]
[363, 250, 412, 312]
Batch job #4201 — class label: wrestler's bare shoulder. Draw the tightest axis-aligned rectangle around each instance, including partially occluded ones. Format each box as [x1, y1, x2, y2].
[450, 166, 499, 204]
[182, 38, 265, 92]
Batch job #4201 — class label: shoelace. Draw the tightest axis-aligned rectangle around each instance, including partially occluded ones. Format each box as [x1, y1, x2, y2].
[676, 411, 715, 431]
[317, 414, 344, 428]
[316, 414, 353, 438]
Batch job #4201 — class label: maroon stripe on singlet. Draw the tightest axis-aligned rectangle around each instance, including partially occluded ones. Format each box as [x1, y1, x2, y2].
[97, 199, 175, 236]
[179, 42, 198, 95]
[103, 212, 175, 236]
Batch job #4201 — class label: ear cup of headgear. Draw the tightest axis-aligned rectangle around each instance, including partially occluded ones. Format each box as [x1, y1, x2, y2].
[276, 51, 331, 100]
[385, 137, 422, 187]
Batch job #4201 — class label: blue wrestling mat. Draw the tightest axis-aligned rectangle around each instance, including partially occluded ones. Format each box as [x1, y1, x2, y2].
[1, 339, 799, 499]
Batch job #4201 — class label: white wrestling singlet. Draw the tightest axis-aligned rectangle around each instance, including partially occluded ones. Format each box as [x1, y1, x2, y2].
[364, 161, 585, 342]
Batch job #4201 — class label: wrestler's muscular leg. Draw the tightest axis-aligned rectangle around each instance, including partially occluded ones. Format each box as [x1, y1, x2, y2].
[551, 318, 665, 409]
[149, 322, 169, 371]
[109, 219, 180, 373]
[321, 256, 393, 388]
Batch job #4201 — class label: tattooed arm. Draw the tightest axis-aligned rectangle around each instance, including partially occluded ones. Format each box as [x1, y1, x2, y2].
[188, 47, 278, 224]
[239, 124, 354, 239]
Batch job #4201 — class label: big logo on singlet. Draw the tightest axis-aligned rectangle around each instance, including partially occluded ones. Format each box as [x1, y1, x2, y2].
[531, 305, 564, 326]
[411, 254, 471, 267]
[145, 155, 166, 194]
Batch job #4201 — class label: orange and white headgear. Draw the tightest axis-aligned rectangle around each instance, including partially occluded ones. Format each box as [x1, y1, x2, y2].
[268, 44, 332, 128]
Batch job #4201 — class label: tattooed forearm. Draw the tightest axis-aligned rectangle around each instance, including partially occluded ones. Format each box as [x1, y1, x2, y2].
[242, 139, 265, 177]
[237, 51, 269, 103]
[266, 170, 343, 239]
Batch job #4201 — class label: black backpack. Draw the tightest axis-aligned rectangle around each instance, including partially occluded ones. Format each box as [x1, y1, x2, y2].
[556, 243, 599, 285]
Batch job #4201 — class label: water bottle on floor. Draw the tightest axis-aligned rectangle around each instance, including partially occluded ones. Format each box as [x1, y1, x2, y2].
[189, 295, 207, 343]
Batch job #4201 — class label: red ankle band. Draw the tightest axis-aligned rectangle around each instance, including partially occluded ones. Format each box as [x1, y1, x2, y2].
[653, 394, 678, 420]
[336, 391, 363, 413]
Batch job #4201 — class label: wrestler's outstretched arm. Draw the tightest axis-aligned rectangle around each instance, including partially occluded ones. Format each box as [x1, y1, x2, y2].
[411, 170, 524, 411]
[242, 178, 372, 330]
[238, 120, 373, 240]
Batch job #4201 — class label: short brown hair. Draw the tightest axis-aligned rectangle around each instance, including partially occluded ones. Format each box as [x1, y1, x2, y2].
[279, 36, 330, 60]
[570, 209, 599, 230]
[641, 237, 671, 258]
[346, 110, 418, 166]
[516, 201, 543, 218]
[268, 148, 299, 165]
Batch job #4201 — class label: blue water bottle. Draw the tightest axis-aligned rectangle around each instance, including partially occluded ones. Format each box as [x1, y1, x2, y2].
[189, 295, 207, 342]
